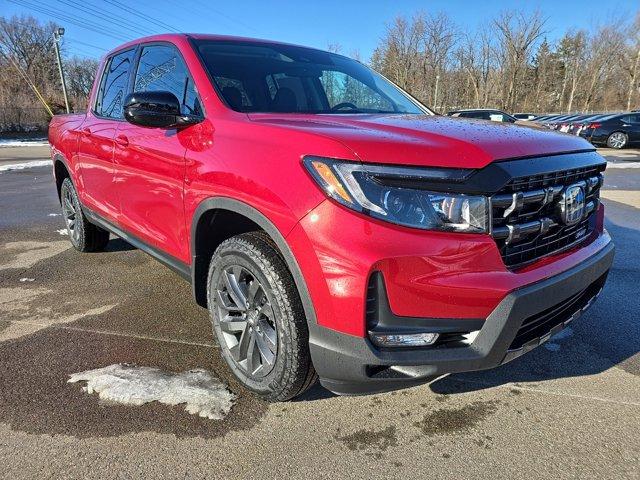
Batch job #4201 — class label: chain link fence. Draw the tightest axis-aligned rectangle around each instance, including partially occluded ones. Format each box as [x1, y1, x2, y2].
[0, 106, 51, 133]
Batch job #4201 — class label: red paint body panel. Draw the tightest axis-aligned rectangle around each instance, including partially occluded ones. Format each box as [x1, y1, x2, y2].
[247, 113, 593, 168]
[288, 200, 609, 336]
[114, 123, 189, 262]
[48, 34, 612, 343]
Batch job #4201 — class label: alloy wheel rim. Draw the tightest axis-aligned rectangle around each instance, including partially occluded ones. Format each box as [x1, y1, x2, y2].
[215, 265, 278, 378]
[62, 188, 80, 244]
[609, 133, 626, 148]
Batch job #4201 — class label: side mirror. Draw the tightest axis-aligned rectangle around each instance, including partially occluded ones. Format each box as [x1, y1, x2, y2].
[123, 91, 201, 128]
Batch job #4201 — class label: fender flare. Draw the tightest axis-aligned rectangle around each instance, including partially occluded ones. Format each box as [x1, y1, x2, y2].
[190, 197, 318, 325]
[52, 152, 74, 202]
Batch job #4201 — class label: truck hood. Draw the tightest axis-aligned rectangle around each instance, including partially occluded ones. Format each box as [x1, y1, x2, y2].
[247, 113, 594, 169]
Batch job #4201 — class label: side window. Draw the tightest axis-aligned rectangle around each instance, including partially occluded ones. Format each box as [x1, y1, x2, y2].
[95, 49, 135, 119]
[462, 112, 486, 119]
[134, 45, 202, 116]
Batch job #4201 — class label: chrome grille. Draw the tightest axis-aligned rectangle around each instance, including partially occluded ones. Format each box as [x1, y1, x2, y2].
[491, 166, 604, 269]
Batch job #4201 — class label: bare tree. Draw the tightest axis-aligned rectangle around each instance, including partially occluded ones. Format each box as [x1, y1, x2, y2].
[624, 13, 640, 110]
[493, 10, 547, 111]
[64, 56, 99, 109]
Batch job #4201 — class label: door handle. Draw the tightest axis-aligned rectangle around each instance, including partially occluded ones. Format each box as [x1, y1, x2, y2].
[81, 127, 92, 137]
[115, 134, 129, 147]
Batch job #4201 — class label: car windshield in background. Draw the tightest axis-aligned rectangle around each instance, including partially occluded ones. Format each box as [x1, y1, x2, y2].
[193, 40, 426, 115]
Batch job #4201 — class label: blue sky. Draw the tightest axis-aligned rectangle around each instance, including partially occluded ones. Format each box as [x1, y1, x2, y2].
[2, 0, 638, 60]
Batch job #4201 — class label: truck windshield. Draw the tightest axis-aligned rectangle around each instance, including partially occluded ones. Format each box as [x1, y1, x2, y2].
[193, 40, 427, 115]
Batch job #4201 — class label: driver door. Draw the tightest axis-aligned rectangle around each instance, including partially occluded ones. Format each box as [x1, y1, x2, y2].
[113, 43, 203, 263]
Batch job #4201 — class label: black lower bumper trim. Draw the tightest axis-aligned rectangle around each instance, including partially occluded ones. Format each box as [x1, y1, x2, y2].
[309, 241, 615, 396]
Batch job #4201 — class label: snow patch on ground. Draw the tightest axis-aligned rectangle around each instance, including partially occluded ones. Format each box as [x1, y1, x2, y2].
[19, 278, 35, 282]
[0, 240, 69, 270]
[607, 161, 640, 169]
[0, 160, 51, 172]
[56, 229, 68, 236]
[0, 139, 48, 147]
[48, 213, 61, 217]
[543, 327, 574, 352]
[68, 364, 236, 420]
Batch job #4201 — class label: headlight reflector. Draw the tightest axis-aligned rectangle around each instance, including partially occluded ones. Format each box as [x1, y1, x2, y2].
[304, 157, 488, 233]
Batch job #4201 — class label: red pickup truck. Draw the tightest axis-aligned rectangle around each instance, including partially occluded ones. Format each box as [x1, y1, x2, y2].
[49, 34, 614, 400]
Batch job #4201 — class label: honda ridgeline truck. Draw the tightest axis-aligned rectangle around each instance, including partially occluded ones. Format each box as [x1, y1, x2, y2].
[48, 34, 614, 400]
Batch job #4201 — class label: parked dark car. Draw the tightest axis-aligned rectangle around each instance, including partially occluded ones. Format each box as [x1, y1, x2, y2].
[549, 114, 583, 130]
[447, 108, 517, 123]
[557, 114, 597, 133]
[532, 114, 558, 122]
[533, 114, 571, 129]
[567, 114, 616, 136]
[579, 113, 640, 149]
[513, 113, 536, 121]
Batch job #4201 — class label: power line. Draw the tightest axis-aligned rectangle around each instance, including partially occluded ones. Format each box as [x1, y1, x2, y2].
[103, 0, 180, 32]
[191, 0, 262, 35]
[7, 0, 130, 42]
[53, 0, 156, 37]
[66, 46, 101, 58]
[65, 38, 108, 52]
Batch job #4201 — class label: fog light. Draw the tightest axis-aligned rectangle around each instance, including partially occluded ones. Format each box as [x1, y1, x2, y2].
[369, 332, 439, 348]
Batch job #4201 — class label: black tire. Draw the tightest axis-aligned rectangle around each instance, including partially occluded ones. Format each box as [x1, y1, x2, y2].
[206, 231, 317, 401]
[60, 177, 110, 252]
[606, 131, 628, 149]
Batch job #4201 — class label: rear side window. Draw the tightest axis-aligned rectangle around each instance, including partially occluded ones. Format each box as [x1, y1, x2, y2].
[134, 45, 202, 116]
[95, 49, 135, 119]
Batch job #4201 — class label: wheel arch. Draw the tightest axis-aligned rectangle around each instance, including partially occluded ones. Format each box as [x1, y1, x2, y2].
[190, 197, 318, 326]
[52, 153, 74, 203]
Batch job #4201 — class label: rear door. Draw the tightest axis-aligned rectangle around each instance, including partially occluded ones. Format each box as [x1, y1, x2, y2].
[76, 48, 135, 220]
[113, 43, 203, 263]
[623, 114, 640, 144]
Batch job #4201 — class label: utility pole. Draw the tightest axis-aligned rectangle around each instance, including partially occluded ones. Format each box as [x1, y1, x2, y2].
[434, 74, 440, 112]
[53, 28, 70, 114]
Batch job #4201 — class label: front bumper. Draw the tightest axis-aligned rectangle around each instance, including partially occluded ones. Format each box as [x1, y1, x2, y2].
[309, 240, 614, 395]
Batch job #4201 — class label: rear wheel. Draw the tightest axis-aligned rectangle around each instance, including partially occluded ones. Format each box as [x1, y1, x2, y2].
[206, 232, 316, 401]
[60, 177, 110, 252]
[606, 131, 628, 149]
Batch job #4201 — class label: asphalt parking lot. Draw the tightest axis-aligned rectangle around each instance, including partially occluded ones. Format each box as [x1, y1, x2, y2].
[0, 144, 639, 479]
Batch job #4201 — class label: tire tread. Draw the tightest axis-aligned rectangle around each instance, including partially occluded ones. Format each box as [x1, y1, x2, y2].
[207, 231, 317, 401]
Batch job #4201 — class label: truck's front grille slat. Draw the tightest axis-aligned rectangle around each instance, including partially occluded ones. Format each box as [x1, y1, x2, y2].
[490, 165, 604, 270]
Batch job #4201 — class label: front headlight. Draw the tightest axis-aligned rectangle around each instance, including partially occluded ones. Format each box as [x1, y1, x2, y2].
[303, 156, 489, 233]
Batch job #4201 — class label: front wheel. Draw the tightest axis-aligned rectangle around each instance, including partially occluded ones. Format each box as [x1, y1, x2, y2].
[60, 177, 110, 252]
[606, 131, 628, 149]
[207, 232, 317, 401]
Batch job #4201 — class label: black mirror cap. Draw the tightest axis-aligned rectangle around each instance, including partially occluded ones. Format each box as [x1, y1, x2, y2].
[123, 91, 201, 129]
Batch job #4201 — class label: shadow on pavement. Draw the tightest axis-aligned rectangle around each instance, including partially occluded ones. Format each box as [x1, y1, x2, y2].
[104, 237, 136, 252]
[431, 216, 639, 395]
